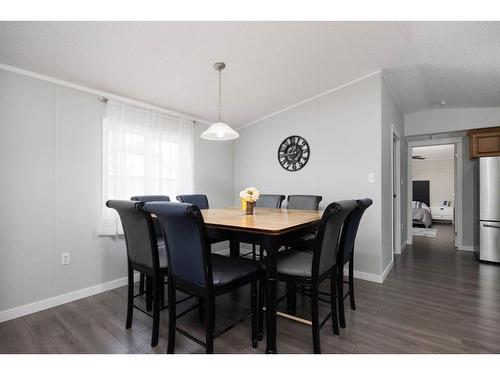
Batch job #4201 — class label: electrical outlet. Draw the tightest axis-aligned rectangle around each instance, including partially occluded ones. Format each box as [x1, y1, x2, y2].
[61, 252, 70, 265]
[368, 173, 375, 184]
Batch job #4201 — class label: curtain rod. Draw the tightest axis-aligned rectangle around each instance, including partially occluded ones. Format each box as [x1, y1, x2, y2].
[100, 96, 199, 124]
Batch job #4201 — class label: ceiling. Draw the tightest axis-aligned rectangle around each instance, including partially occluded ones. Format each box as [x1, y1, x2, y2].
[413, 144, 455, 160]
[1, 22, 500, 126]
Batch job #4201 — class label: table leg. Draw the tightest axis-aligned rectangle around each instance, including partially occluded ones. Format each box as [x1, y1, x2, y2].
[229, 240, 240, 258]
[265, 240, 278, 354]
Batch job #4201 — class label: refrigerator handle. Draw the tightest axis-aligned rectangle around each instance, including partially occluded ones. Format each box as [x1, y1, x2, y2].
[484, 224, 500, 229]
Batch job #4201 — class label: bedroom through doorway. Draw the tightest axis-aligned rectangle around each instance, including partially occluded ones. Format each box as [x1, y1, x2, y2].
[411, 144, 456, 246]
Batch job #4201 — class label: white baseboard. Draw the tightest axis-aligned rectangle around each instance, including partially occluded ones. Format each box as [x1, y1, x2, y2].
[344, 260, 393, 284]
[0, 274, 139, 323]
[457, 245, 474, 252]
[381, 259, 394, 282]
[348, 269, 384, 283]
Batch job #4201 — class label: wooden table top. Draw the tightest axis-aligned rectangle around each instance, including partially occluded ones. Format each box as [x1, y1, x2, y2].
[201, 207, 322, 234]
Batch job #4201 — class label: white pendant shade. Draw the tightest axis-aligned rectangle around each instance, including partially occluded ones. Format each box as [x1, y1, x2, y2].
[201, 122, 239, 141]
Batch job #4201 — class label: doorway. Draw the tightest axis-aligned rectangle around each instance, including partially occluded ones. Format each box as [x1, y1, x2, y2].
[407, 138, 463, 249]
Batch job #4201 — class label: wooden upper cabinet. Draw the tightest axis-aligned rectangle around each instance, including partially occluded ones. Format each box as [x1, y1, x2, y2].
[468, 127, 500, 158]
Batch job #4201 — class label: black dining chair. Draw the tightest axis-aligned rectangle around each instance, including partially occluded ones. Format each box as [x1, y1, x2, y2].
[275, 200, 357, 353]
[287, 195, 323, 210]
[284, 195, 323, 253]
[256, 194, 286, 209]
[336, 198, 373, 328]
[106, 200, 171, 347]
[144, 202, 264, 354]
[245, 194, 286, 260]
[176, 194, 209, 209]
[176, 194, 227, 249]
[130, 195, 170, 304]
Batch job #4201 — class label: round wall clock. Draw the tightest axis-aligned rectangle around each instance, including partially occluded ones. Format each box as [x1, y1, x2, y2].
[277, 135, 310, 171]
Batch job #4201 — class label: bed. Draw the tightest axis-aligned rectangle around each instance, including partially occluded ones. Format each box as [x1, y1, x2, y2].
[413, 180, 432, 228]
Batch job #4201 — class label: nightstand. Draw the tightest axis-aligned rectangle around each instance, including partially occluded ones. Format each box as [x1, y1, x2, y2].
[430, 206, 454, 222]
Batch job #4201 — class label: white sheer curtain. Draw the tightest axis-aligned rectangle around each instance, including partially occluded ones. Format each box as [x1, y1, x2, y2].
[99, 100, 194, 235]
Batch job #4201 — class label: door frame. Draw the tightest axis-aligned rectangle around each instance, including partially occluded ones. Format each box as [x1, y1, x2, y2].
[391, 124, 402, 256]
[406, 137, 463, 249]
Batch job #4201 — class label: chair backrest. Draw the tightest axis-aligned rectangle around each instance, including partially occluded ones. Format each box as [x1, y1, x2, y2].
[312, 200, 357, 278]
[144, 202, 211, 288]
[130, 195, 170, 240]
[338, 198, 373, 264]
[287, 195, 322, 210]
[130, 195, 170, 203]
[256, 194, 286, 208]
[106, 200, 159, 269]
[176, 194, 209, 209]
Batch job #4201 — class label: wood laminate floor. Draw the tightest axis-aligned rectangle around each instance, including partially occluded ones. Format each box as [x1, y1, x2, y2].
[1, 223, 499, 354]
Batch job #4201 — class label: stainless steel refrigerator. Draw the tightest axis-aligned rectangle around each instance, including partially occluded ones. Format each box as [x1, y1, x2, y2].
[478, 156, 500, 262]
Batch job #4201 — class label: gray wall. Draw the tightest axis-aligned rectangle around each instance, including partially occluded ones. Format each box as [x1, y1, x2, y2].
[405, 108, 500, 136]
[461, 135, 478, 248]
[234, 74, 384, 276]
[400, 139, 408, 246]
[0, 69, 234, 315]
[381, 77, 405, 270]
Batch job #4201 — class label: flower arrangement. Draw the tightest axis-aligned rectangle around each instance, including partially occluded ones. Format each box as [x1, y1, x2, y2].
[239, 186, 260, 203]
[239, 186, 260, 214]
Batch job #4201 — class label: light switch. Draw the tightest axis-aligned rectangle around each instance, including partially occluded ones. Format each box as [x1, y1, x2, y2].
[368, 173, 375, 184]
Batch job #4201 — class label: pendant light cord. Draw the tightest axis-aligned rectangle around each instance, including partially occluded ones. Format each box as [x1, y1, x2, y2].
[218, 69, 222, 122]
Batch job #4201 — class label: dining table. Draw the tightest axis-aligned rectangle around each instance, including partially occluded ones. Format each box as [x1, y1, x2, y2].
[201, 207, 322, 354]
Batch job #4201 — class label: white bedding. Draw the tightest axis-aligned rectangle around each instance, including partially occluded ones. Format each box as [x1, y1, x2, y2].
[412, 201, 432, 228]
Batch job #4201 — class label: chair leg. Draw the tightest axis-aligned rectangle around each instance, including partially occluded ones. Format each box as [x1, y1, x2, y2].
[337, 265, 346, 328]
[167, 280, 176, 354]
[251, 281, 258, 348]
[139, 272, 145, 294]
[258, 281, 265, 341]
[286, 282, 297, 315]
[205, 297, 215, 354]
[349, 255, 356, 310]
[126, 263, 134, 329]
[330, 270, 339, 335]
[146, 276, 153, 312]
[160, 278, 165, 308]
[310, 284, 321, 354]
[151, 275, 161, 347]
[259, 246, 264, 260]
[252, 244, 256, 261]
[198, 297, 204, 323]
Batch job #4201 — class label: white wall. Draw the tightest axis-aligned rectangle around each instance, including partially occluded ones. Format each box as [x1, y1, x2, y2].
[235, 73, 385, 277]
[0, 68, 234, 319]
[405, 108, 500, 136]
[381, 76, 405, 269]
[412, 159, 454, 207]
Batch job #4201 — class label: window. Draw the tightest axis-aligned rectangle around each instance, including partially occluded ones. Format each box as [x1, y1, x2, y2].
[99, 101, 194, 235]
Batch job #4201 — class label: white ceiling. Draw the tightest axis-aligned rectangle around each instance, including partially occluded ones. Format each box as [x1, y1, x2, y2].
[413, 144, 455, 160]
[1, 22, 500, 126]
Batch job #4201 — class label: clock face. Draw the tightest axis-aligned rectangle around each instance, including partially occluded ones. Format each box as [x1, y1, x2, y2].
[277, 135, 310, 171]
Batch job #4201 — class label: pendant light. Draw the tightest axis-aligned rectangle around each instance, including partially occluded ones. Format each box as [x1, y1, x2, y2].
[201, 62, 239, 141]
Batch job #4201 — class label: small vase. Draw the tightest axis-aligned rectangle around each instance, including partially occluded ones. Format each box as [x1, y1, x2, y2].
[245, 201, 255, 215]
